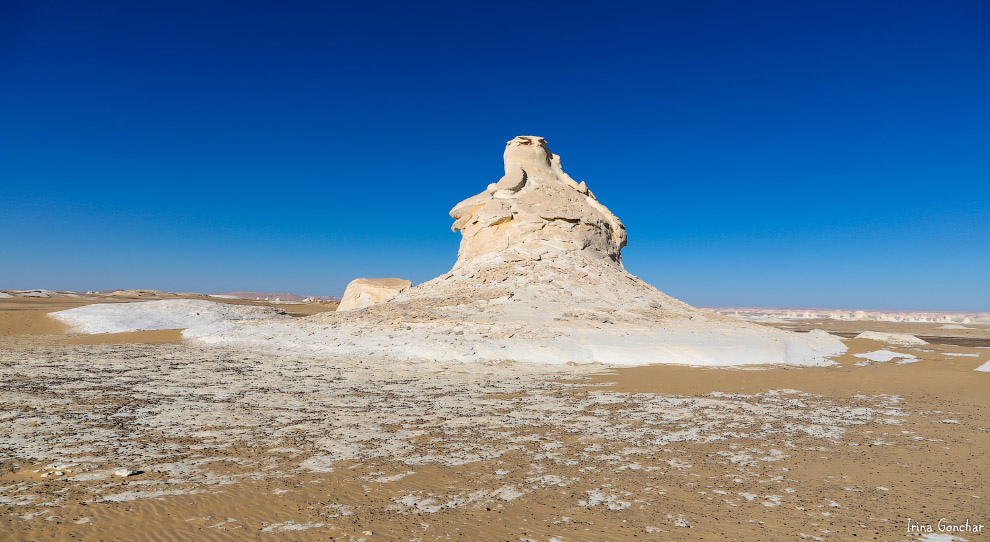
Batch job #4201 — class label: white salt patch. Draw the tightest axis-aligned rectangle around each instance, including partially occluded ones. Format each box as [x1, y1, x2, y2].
[299, 455, 337, 473]
[261, 521, 325, 532]
[52, 299, 288, 334]
[943, 352, 979, 357]
[974, 361, 990, 373]
[395, 495, 443, 513]
[97, 489, 198, 502]
[491, 486, 525, 501]
[580, 489, 631, 510]
[372, 471, 413, 483]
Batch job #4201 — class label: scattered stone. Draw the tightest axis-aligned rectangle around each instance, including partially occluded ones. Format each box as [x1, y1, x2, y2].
[114, 469, 140, 477]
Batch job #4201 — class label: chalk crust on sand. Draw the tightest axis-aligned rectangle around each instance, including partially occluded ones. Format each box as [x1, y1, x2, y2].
[52, 299, 288, 334]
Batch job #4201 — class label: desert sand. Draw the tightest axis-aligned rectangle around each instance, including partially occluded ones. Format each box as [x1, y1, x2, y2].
[1, 293, 988, 541]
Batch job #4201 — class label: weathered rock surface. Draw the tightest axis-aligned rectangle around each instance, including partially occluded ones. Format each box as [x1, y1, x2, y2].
[337, 278, 412, 312]
[449, 136, 626, 268]
[184, 136, 846, 366]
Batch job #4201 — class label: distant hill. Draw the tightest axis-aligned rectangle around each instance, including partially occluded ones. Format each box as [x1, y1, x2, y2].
[214, 291, 341, 303]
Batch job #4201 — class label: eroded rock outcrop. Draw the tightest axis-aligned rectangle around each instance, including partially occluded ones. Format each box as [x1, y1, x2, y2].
[450, 136, 626, 268]
[184, 136, 847, 367]
[337, 278, 412, 312]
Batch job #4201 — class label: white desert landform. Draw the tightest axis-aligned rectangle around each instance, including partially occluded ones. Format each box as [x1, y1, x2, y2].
[51, 136, 846, 367]
[1, 137, 988, 542]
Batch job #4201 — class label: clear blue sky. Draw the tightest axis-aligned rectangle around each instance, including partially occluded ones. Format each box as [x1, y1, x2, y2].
[1, 1, 988, 310]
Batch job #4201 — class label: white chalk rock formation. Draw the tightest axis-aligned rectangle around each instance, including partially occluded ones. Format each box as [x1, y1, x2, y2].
[52, 299, 289, 334]
[337, 278, 412, 312]
[185, 136, 846, 366]
[854, 331, 927, 346]
[449, 136, 626, 268]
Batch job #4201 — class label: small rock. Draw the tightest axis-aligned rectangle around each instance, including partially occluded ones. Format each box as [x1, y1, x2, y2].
[114, 469, 139, 477]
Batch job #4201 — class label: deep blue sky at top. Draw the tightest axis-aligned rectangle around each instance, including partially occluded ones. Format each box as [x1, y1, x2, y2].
[1, 1, 987, 310]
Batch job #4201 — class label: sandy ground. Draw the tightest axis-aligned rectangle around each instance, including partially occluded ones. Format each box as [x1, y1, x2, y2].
[1, 296, 988, 541]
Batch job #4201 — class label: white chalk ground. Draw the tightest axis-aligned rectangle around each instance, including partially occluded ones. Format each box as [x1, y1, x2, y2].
[51, 299, 289, 334]
[974, 360, 990, 373]
[854, 331, 927, 345]
[184, 319, 845, 367]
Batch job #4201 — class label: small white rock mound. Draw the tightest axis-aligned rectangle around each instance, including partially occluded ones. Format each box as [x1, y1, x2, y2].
[854, 331, 928, 345]
[337, 278, 412, 312]
[186, 136, 847, 366]
[52, 299, 289, 334]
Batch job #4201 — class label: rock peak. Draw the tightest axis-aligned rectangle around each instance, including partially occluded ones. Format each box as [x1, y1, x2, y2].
[503, 136, 552, 175]
[449, 136, 627, 270]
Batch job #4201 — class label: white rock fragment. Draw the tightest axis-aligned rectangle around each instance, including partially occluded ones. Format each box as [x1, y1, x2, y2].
[11, 289, 55, 298]
[337, 278, 412, 311]
[114, 468, 139, 477]
[854, 331, 927, 345]
[853, 350, 918, 364]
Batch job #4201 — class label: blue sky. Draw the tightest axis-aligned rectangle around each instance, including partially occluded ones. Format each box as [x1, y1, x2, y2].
[1, 1, 988, 310]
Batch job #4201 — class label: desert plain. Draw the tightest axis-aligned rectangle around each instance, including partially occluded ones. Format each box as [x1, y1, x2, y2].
[1, 290, 988, 542]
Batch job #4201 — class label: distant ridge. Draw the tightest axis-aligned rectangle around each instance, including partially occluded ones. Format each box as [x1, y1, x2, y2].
[214, 291, 341, 303]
